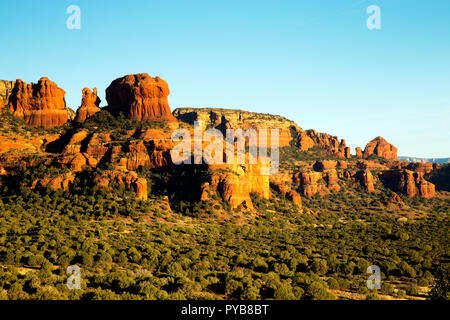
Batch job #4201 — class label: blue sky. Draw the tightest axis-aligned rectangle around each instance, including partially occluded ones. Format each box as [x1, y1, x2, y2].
[0, 0, 449, 157]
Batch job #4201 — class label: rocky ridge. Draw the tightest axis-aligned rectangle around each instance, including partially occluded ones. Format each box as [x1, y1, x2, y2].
[0, 74, 440, 212]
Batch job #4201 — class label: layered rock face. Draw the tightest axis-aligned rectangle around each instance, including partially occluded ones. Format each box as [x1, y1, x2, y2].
[363, 136, 398, 160]
[406, 162, 434, 174]
[106, 73, 177, 122]
[74, 88, 101, 122]
[357, 169, 375, 193]
[7, 77, 68, 128]
[173, 108, 353, 159]
[173, 107, 299, 147]
[201, 161, 271, 210]
[58, 128, 174, 172]
[381, 169, 436, 198]
[0, 80, 15, 106]
[294, 129, 350, 158]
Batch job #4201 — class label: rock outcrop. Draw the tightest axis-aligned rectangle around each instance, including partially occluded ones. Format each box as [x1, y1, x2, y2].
[93, 170, 148, 200]
[173, 107, 299, 147]
[271, 182, 302, 207]
[31, 172, 76, 191]
[7, 77, 68, 128]
[314, 160, 337, 171]
[106, 73, 177, 122]
[355, 147, 362, 158]
[200, 160, 271, 210]
[0, 80, 14, 106]
[296, 130, 349, 158]
[297, 171, 323, 197]
[406, 162, 434, 174]
[363, 136, 398, 161]
[381, 169, 436, 198]
[357, 169, 375, 193]
[324, 170, 341, 192]
[74, 88, 101, 122]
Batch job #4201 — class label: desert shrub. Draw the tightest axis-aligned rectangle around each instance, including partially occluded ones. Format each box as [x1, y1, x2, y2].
[366, 292, 380, 300]
[327, 278, 340, 290]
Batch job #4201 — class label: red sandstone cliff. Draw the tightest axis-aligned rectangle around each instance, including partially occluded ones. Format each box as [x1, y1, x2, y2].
[8, 77, 68, 128]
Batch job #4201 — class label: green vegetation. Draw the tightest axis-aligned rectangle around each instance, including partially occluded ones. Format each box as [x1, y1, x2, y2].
[0, 173, 448, 300]
[75, 110, 169, 133]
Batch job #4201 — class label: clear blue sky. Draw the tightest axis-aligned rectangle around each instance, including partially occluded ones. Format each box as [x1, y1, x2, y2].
[0, 0, 449, 157]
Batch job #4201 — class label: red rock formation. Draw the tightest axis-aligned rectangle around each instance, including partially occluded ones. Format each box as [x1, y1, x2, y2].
[344, 147, 351, 159]
[324, 170, 341, 192]
[337, 161, 348, 169]
[391, 192, 404, 205]
[406, 162, 434, 174]
[126, 139, 173, 171]
[62, 130, 89, 154]
[363, 136, 398, 160]
[201, 171, 254, 210]
[298, 171, 323, 197]
[381, 169, 436, 199]
[358, 160, 389, 171]
[298, 131, 315, 151]
[358, 169, 375, 193]
[135, 178, 148, 200]
[300, 130, 349, 158]
[0, 80, 14, 103]
[84, 133, 110, 161]
[105, 73, 177, 122]
[93, 170, 148, 200]
[355, 147, 362, 158]
[74, 88, 101, 122]
[219, 173, 254, 209]
[271, 182, 302, 207]
[314, 160, 337, 171]
[31, 172, 75, 191]
[201, 161, 271, 210]
[286, 190, 302, 207]
[8, 77, 68, 128]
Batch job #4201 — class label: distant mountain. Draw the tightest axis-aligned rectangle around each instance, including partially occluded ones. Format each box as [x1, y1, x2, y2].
[399, 156, 450, 164]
